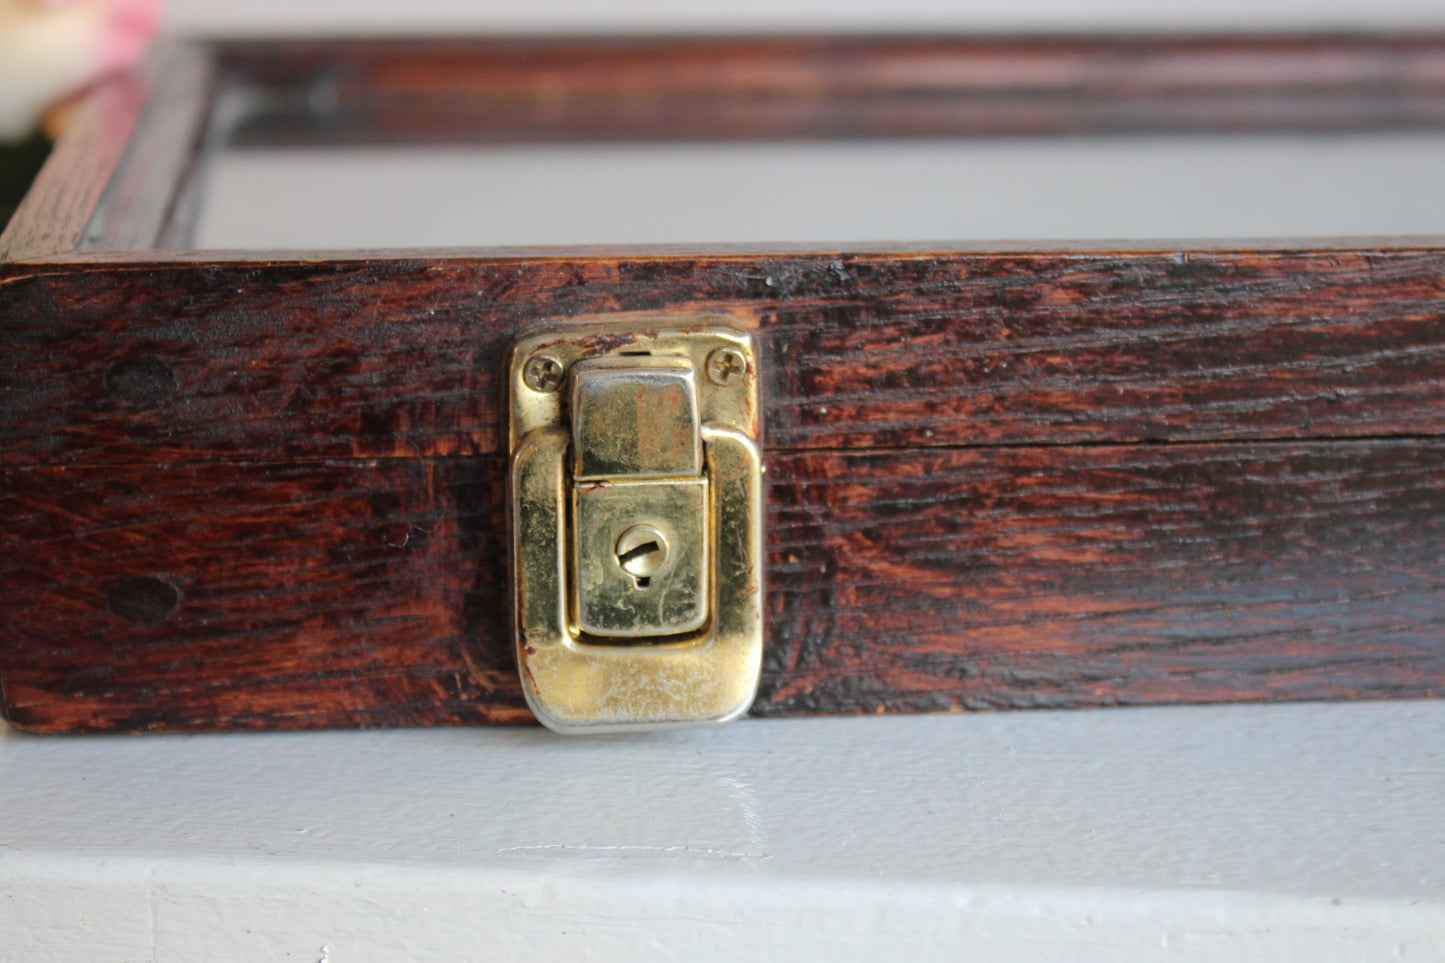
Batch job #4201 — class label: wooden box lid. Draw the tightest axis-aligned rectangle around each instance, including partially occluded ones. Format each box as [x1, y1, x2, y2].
[3, 36, 1444, 731]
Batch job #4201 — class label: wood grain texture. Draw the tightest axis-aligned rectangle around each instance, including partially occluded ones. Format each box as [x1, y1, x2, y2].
[7, 36, 1445, 731]
[3, 249, 1444, 465]
[0, 458, 523, 731]
[0, 77, 146, 261]
[216, 35, 1445, 146]
[758, 441, 1445, 716]
[3, 441, 1442, 731]
[0, 43, 212, 262]
[78, 44, 217, 252]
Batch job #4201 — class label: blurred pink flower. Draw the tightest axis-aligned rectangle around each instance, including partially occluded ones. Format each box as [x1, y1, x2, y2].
[1, 0, 161, 139]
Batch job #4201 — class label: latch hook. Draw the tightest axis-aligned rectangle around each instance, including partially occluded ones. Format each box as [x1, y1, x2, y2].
[508, 322, 764, 734]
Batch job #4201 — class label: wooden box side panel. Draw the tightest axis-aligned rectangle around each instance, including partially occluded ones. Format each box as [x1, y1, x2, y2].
[0, 78, 148, 261]
[0, 459, 523, 731]
[216, 35, 1445, 145]
[4, 250, 1445, 466]
[0, 44, 214, 261]
[3, 441, 1442, 732]
[7, 35, 1445, 731]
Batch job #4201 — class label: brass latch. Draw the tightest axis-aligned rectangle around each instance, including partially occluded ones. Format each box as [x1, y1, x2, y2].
[508, 322, 763, 734]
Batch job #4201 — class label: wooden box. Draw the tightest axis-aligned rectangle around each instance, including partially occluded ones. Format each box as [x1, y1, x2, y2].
[3, 35, 1444, 732]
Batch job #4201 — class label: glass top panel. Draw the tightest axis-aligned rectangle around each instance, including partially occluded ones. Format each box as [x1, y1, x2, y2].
[193, 134, 1445, 249]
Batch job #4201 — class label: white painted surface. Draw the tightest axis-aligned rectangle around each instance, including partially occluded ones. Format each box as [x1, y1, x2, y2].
[2, 702, 1443, 960]
[196, 135, 1445, 249]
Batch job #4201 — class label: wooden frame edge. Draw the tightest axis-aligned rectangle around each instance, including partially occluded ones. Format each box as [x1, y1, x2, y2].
[0, 42, 216, 262]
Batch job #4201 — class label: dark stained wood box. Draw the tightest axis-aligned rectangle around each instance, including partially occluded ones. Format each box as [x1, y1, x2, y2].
[3, 35, 1444, 732]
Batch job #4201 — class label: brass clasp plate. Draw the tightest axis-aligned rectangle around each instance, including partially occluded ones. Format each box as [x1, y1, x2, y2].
[508, 321, 763, 734]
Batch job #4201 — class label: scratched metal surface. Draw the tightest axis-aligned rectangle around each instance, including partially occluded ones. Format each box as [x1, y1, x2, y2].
[1, 702, 1442, 961]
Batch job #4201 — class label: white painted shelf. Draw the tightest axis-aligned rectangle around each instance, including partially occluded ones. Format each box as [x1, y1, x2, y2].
[2, 701, 1443, 961]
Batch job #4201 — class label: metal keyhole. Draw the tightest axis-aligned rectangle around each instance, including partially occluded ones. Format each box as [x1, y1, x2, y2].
[616, 525, 669, 589]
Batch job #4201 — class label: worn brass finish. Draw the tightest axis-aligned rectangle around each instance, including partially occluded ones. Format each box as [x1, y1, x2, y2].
[705, 346, 748, 386]
[615, 525, 670, 578]
[509, 321, 759, 453]
[508, 321, 763, 734]
[522, 353, 566, 393]
[571, 357, 701, 480]
[574, 476, 709, 638]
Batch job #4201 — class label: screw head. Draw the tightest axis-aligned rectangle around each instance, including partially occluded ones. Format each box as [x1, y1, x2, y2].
[615, 525, 669, 579]
[705, 347, 747, 386]
[523, 353, 566, 393]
